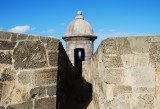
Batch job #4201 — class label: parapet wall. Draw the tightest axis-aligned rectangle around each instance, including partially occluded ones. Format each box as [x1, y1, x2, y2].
[0, 31, 74, 109]
[83, 36, 160, 109]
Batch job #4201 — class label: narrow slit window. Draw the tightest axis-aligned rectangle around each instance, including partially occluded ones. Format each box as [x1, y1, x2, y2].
[78, 51, 81, 59]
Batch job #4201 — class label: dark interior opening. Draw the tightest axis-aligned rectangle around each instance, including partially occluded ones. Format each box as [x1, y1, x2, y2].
[74, 48, 85, 76]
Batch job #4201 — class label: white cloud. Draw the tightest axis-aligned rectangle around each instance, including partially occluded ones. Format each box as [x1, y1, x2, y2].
[8, 25, 35, 33]
[42, 29, 56, 33]
[0, 27, 3, 31]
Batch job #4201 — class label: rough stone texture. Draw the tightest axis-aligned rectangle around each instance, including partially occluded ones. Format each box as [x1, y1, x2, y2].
[113, 85, 132, 97]
[18, 34, 28, 40]
[28, 35, 40, 40]
[0, 41, 16, 50]
[0, 106, 5, 109]
[0, 31, 11, 40]
[155, 68, 160, 109]
[0, 68, 15, 82]
[18, 71, 34, 86]
[48, 51, 58, 66]
[13, 41, 47, 69]
[35, 68, 57, 86]
[30, 87, 46, 98]
[149, 43, 160, 68]
[11, 33, 18, 41]
[103, 55, 123, 68]
[7, 101, 33, 109]
[35, 97, 56, 109]
[104, 69, 124, 84]
[83, 36, 160, 109]
[47, 38, 59, 50]
[0, 83, 3, 103]
[0, 51, 12, 64]
[47, 85, 56, 96]
[1, 82, 30, 106]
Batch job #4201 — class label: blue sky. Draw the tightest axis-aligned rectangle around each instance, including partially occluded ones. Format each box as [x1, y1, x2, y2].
[0, 0, 160, 51]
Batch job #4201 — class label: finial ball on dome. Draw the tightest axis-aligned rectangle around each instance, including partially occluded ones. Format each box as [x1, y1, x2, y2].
[77, 11, 82, 15]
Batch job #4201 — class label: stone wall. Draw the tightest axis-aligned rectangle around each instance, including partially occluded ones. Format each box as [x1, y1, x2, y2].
[0, 31, 75, 109]
[83, 36, 160, 109]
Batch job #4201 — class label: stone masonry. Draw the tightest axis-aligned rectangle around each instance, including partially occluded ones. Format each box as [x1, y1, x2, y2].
[0, 31, 75, 109]
[83, 36, 160, 109]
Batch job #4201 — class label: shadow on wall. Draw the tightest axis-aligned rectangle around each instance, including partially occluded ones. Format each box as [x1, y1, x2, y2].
[56, 43, 93, 109]
[66, 77, 92, 109]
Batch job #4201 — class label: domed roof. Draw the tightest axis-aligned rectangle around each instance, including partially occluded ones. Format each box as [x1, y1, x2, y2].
[63, 11, 97, 39]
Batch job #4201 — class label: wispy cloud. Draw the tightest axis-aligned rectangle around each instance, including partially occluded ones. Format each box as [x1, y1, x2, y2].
[0, 27, 3, 31]
[42, 29, 56, 33]
[8, 25, 35, 33]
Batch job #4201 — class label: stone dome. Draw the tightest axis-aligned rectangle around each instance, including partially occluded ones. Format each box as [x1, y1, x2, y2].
[63, 11, 97, 39]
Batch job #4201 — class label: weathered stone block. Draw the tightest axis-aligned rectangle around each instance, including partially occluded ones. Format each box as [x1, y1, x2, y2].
[139, 94, 154, 109]
[149, 43, 160, 67]
[104, 69, 124, 84]
[127, 37, 150, 53]
[30, 87, 46, 99]
[18, 71, 34, 86]
[102, 38, 117, 54]
[18, 34, 28, 40]
[35, 97, 56, 109]
[48, 51, 58, 66]
[155, 68, 160, 109]
[133, 87, 154, 93]
[35, 68, 57, 86]
[0, 83, 3, 103]
[0, 52, 12, 64]
[47, 85, 56, 96]
[116, 37, 132, 54]
[113, 85, 132, 96]
[121, 53, 149, 68]
[1, 82, 15, 106]
[0, 68, 15, 82]
[13, 41, 47, 69]
[0, 31, 11, 40]
[0, 41, 16, 50]
[40, 36, 49, 43]
[11, 33, 18, 41]
[28, 35, 40, 40]
[0, 106, 5, 109]
[1, 83, 30, 106]
[47, 38, 59, 50]
[123, 67, 155, 86]
[103, 56, 123, 68]
[148, 36, 160, 43]
[117, 94, 131, 109]
[6, 101, 33, 109]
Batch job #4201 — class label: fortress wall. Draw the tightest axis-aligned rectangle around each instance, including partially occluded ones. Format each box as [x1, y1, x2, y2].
[0, 31, 74, 109]
[83, 36, 160, 109]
